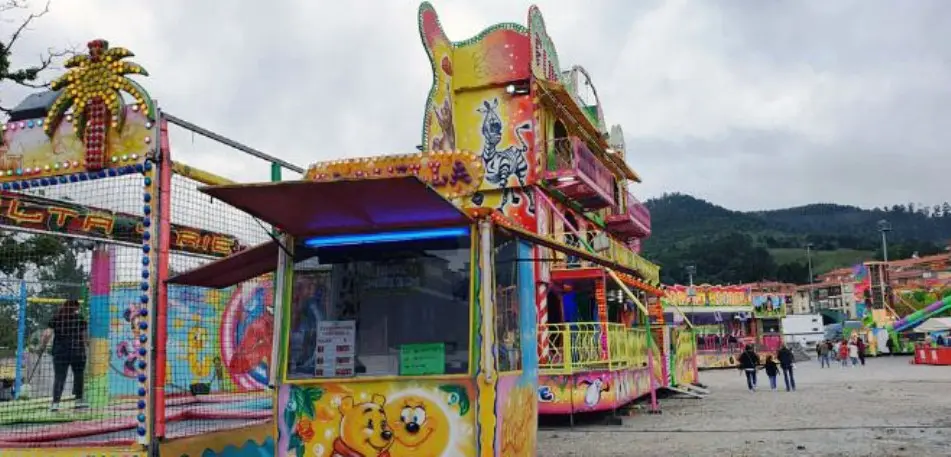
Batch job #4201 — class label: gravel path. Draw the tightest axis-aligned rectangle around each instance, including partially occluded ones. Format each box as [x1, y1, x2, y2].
[538, 356, 951, 456]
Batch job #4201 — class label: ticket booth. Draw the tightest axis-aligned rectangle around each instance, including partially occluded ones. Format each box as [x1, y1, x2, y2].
[169, 176, 539, 457]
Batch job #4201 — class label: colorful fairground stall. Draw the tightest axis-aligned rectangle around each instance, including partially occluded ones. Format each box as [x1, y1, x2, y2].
[664, 284, 782, 369]
[166, 2, 672, 455]
[0, 38, 294, 457]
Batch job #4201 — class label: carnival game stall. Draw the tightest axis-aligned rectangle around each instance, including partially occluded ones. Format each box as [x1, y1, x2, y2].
[663, 285, 774, 369]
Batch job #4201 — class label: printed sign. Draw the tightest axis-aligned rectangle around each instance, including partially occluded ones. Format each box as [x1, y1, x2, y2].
[399, 342, 445, 376]
[0, 190, 241, 257]
[314, 320, 356, 377]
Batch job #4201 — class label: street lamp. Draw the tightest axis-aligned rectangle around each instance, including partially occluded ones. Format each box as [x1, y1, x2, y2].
[685, 265, 696, 306]
[877, 219, 892, 309]
[805, 243, 815, 313]
[877, 219, 892, 262]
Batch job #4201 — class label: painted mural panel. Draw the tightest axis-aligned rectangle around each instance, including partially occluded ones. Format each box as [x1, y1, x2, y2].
[671, 328, 698, 386]
[109, 279, 273, 397]
[278, 379, 476, 457]
[418, 2, 532, 156]
[494, 375, 536, 457]
[752, 293, 787, 317]
[536, 368, 650, 415]
[665, 285, 752, 307]
[696, 350, 776, 370]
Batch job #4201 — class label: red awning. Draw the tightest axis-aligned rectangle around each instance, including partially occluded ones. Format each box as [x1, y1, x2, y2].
[166, 177, 470, 289]
[167, 240, 280, 288]
[199, 177, 470, 237]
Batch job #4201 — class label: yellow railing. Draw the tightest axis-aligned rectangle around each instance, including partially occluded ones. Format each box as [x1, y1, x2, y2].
[539, 322, 649, 375]
[548, 230, 660, 284]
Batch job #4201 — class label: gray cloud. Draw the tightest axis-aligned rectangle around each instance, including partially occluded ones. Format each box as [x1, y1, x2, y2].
[5, 0, 949, 210]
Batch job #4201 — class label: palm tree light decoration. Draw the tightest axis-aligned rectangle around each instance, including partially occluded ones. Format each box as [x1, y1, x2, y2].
[44, 39, 156, 171]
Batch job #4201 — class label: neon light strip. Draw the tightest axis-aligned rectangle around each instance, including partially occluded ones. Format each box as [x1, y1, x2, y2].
[304, 226, 470, 248]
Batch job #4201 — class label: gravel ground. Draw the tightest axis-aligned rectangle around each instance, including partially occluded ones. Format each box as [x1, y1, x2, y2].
[538, 356, 951, 457]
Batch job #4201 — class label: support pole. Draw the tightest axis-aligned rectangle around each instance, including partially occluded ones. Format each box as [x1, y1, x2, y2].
[14, 280, 26, 399]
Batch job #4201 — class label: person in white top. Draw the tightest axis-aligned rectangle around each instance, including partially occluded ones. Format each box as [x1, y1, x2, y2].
[848, 340, 859, 366]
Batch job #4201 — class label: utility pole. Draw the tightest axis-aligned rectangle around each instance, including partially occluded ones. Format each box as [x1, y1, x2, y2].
[806, 243, 815, 314]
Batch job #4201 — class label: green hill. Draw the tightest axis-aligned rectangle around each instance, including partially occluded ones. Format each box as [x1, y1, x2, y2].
[641, 193, 951, 285]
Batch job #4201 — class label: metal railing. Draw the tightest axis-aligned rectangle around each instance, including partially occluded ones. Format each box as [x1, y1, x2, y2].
[547, 137, 616, 203]
[538, 322, 649, 374]
[609, 191, 651, 234]
[550, 229, 660, 284]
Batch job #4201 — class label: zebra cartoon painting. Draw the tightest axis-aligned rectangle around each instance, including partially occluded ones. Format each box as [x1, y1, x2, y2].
[474, 98, 535, 213]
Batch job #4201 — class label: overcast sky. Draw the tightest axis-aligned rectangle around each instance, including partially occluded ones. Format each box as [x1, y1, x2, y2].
[4, 0, 950, 211]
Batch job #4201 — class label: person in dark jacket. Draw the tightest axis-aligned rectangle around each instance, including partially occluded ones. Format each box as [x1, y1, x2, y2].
[777, 344, 796, 392]
[41, 299, 88, 411]
[737, 344, 759, 392]
[856, 338, 867, 366]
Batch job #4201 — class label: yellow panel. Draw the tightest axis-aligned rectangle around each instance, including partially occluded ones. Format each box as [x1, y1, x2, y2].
[277, 379, 477, 457]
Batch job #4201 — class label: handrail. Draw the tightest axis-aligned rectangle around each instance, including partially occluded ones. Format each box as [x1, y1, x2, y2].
[546, 136, 616, 201]
[550, 228, 661, 284]
[538, 322, 648, 374]
[621, 191, 651, 231]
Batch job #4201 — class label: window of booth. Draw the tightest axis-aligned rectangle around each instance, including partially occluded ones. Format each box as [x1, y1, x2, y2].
[284, 232, 472, 379]
[494, 233, 521, 372]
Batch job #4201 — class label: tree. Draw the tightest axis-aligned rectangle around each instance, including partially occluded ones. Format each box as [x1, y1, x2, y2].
[0, 233, 88, 350]
[0, 1, 72, 116]
[45, 39, 151, 170]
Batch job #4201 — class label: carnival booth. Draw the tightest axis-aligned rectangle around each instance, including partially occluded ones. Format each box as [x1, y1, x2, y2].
[664, 285, 773, 369]
[169, 173, 545, 457]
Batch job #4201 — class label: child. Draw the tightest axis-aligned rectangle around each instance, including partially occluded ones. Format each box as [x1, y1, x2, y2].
[763, 355, 779, 391]
[839, 339, 849, 367]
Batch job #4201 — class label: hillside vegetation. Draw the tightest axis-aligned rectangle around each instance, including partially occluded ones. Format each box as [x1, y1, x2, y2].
[641, 193, 951, 285]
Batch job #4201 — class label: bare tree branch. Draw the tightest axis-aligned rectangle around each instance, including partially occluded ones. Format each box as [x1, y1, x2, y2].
[6, 0, 50, 50]
[1, 0, 72, 117]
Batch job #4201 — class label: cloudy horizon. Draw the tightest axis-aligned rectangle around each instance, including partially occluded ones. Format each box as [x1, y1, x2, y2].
[3, 0, 949, 212]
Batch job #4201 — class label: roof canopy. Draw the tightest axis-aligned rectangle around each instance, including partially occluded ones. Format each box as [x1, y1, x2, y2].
[914, 317, 951, 333]
[200, 177, 470, 237]
[167, 177, 470, 288]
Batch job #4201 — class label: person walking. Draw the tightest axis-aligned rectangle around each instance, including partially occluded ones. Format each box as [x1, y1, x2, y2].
[41, 299, 88, 412]
[848, 339, 859, 366]
[856, 338, 867, 366]
[738, 344, 760, 392]
[763, 355, 779, 391]
[818, 340, 831, 368]
[778, 344, 797, 391]
[838, 339, 849, 367]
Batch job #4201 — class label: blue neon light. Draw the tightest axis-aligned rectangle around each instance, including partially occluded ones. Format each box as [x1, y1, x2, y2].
[304, 226, 470, 248]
